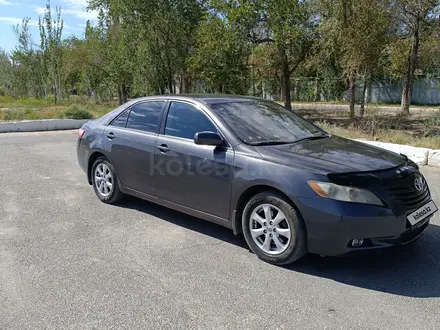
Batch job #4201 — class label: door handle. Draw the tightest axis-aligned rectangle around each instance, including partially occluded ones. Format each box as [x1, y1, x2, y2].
[106, 132, 115, 140]
[157, 144, 170, 153]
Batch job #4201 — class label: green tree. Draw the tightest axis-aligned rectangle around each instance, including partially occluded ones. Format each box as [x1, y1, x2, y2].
[315, 0, 394, 118]
[392, 0, 440, 114]
[11, 18, 48, 98]
[212, 0, 317, 109]
[189, 16, 250, 94]
[39, 1, 64, 104]
[89, 0, 204, 94]
[0, 49, 13, 96]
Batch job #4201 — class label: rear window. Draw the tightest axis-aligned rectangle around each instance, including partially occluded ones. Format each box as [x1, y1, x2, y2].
[126, 101, 165, 133]
[111, 110, 129, 128]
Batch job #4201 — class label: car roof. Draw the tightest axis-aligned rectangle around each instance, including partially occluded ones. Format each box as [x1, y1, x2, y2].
[128, 94, 263, 105]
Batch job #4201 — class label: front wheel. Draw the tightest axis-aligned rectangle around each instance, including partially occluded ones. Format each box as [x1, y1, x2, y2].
[91, 157, 123, 204]
[242, 192, 307, 265]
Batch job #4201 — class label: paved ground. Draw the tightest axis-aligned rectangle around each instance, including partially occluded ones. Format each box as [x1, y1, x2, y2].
[1, 131, 440, 330]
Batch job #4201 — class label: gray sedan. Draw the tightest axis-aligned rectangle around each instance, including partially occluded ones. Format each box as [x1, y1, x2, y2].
[77, 95, 437, 265]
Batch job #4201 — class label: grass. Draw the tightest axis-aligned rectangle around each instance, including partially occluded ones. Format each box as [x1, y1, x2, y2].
[1, 96, 439, 148]
[0, 96, 115, 121]
[304, 108, 440, 149]
[317, 120, 440, 149]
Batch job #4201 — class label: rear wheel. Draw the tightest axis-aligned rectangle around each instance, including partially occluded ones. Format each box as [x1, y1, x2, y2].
[91, 157, 123, 204]
[242, 192, 307, 265]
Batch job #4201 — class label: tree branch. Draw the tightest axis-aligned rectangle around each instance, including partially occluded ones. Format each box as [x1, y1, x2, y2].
[402, 4, 419, 19]
[288, 47, 312, 74]
[249, 36, 275, 44]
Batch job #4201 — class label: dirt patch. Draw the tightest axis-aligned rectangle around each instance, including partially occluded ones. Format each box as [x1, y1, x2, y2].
[297, 109, 440, 148]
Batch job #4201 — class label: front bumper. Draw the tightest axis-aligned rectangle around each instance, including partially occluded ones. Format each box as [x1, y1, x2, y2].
[297, 196, 432, 256]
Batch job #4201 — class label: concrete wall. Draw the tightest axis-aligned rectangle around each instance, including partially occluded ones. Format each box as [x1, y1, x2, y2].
[363, 79, 440, 105]
[0, 119, 90, 133]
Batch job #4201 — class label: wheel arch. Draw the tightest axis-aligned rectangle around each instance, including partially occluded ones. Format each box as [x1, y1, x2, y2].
[232, 185, 302, 236]
[87, 151, 108, 185]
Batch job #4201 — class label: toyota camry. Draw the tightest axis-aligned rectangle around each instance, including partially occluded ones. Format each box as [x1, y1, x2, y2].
[77, 95, 437, 265]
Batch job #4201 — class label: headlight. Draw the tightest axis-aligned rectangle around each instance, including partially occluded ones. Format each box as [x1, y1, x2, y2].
[307, 181, 383, 206]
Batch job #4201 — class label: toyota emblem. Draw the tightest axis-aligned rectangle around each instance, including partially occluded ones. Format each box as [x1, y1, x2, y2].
[414, 177, 424, 191]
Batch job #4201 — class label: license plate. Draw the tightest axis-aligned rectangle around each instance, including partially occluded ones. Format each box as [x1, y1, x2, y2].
[407, 200, 438, 226]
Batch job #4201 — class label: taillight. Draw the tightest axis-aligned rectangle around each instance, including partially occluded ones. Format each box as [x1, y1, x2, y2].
[78, 128, 86, 139]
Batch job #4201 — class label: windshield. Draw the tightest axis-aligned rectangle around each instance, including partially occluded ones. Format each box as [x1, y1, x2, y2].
[210, 101, 327, 145]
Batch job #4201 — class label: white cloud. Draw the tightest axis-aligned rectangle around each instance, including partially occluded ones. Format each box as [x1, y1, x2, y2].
[63, 9, 98, 21]
[33, 6, 45, 15]
[61, 0, 98, 21]
[0, 0, 14, 6]
[63, 0, 89, 8]
[33, 5, 93, 25]
[0, 16, 38, 26]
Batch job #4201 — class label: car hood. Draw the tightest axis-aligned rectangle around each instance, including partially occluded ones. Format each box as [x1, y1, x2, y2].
[255, 135, 406, 174]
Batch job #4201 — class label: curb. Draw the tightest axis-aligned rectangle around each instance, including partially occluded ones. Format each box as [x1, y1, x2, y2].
[355, 139, 439, 168]
[0, 119, 90, 133]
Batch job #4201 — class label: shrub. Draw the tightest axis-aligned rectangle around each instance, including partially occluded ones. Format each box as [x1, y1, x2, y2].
[426, 111, 440, 127]
[61, 104, 94, 119]
[3, 108, 41, 121]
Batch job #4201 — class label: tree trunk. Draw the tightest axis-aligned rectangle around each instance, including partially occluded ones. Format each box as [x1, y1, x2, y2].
[121, 82, 128, 103]
[401, 17, 420, 115]
[349, 75, 356, 119]
[401, 56, 413, 115]
[52, 74, 60, 105]
[278, 45, 292, 110]
[280, 76, 284, 101]
[168, 74, 173, 94]
[293, 79, 300, 101]
[314, 76, 319, 101]
[359, 74, 368, 118]
[117, 87, 123, 105]
[181, 75, 191, 93]
[118, 81, 128, 105]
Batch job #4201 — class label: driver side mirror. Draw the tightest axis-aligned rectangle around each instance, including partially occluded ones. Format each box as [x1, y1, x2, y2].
[194, 131, 225, 147]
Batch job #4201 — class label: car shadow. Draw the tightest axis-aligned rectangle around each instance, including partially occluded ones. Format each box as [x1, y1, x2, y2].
[114, 196, 248, 249]
[116, 196, 440, 298]
[288, 225, 440, 298]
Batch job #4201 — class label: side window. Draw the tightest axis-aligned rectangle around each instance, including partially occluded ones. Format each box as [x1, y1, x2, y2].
[165, 102, 217, 140]
[111, 109, 129, 128]
[126, 101, 165, 133]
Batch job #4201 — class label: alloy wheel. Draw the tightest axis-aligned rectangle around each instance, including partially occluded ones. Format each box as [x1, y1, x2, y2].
[249, 204, 292, 255]
[94, 163, 113, 197]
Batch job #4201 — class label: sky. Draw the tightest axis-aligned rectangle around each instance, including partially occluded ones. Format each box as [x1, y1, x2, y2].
[0, 0, 98, 53]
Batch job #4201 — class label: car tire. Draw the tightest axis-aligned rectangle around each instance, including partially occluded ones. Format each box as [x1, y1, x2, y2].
[242, 192, 307, 265]
[91, 156, 123, 204]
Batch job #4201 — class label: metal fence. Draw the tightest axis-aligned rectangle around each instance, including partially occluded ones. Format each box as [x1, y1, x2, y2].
[364, 79, 440, 105]
[290, 78, 440, 105]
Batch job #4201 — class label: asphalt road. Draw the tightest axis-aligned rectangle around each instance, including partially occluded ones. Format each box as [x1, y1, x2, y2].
[1, 131, 440, 330]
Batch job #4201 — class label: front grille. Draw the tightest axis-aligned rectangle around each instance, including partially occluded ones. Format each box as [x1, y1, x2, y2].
[382, 174, 430, 213]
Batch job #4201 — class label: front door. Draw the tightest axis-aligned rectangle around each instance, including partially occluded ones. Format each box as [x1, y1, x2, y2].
[154, 101, 234, 220]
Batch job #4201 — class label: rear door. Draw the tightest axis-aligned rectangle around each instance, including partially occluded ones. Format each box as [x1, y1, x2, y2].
[104, 100, 166, 195]
[154, 101, 234, 220]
